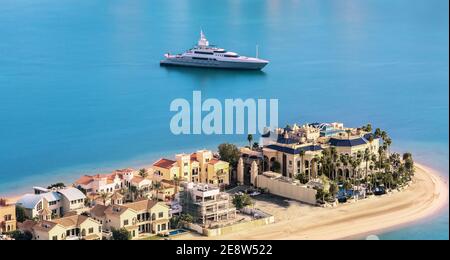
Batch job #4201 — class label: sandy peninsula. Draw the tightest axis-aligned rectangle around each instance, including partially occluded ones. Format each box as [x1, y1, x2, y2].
[3, 163, 448, 240]
[182, 163, 448, 240]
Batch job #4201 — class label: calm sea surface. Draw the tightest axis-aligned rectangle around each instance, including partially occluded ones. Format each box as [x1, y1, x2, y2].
[0, 0, 448, 239]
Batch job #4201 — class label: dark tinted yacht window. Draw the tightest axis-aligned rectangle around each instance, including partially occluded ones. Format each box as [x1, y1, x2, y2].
[194, 51, 213, 55]
[224, 54, 239, 58]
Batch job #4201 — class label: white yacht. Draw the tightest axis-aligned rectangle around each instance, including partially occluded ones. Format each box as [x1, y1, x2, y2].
[160, 31, 269, 70]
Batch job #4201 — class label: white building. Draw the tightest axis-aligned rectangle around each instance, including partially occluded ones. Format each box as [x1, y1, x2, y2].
[17, 187, 87, 219]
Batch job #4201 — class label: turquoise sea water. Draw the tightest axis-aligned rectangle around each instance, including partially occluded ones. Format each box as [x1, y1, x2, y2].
[0, 0, 448, 239]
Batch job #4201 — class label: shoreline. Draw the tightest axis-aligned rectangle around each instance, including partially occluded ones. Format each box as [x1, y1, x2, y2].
[2, 162, 448, 240]
[183, 163, 448, 240]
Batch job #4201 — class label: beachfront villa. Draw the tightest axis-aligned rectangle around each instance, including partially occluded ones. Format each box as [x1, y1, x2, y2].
[75, 168, 152, 195]
[16, 187, 87, 220]
[75, 172, 124, 194]
[19, 215, 102, 240]
[153, 150, 230, 187]
[179, 182, 236, 226]
[0, 199, 16, 234]
[90, 199, 170, 239]
[256, 122, 380, 180]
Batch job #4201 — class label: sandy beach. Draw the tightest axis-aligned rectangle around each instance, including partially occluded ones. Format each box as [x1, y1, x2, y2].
[181, 163, 448, 240]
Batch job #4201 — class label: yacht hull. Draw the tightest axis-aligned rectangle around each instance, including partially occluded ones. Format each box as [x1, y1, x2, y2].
[160, 58, 268, 70]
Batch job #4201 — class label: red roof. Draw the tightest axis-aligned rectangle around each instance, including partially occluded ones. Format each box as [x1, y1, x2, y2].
[114, 168, 134, 174]
[75, 175, 94, 185]
[209, 159, 222, 165]
[153, 158, 177, 169]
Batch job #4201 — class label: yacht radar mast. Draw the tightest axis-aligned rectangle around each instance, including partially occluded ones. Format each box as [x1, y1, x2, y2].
[198, 30, 209, 48]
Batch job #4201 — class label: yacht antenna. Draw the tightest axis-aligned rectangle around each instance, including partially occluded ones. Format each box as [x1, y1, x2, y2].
[256, 44, 259, 58]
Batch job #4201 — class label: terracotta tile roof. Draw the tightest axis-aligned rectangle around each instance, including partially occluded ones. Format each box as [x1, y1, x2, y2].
[90, 204, 108, 218]
[153, 158, 177, 169]
[123, 199, 157, 212]
[209, 159, 222, 165]
[114, 168, 134, 174]
[19, 220, 37, 232]
[75, 175, 94, 186]
[52, 215, 90, 228]
[190, 153, 198, 162]
[33, 220, 58, 232]
[110, 192, 124, 200]
[104, 205, 132, 216]
[131, 176, 144, 183]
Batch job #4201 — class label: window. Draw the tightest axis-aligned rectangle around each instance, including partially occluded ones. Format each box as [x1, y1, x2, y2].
[184, 163, 188, 166]
[161, 224, 166, 231]
[52, 236, 58, 240]
[289, 161, 292, 166]
[224, 54, 239, 58]
[99, 226, 102, 233]
[158, 212, 164, 218]
[36, 201, 42, 211]
[184, 172, 188, 176]
[124, 220, 129, 226]
[194, 51, 213, 55]
[88, 228, 94, 234]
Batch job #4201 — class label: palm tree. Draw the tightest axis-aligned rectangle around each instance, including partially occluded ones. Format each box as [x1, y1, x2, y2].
[100, 191, 109, 205]
[384, 137, 392, 156]
[378, 146, 384, 171]
[374, 128, 382, 138]
[138, 168, 148, 178]
[172, 176, 182, 195]
[152, 181, 164, 201]
[345, 129, 352, 139]
[247, 134, 253, 149]
[299, 150, 305, 178]
[381, 131, 388, 142]
[351, 158, 359, 181]
[339, 154, 349, 179]
[363, 148, 370, 179]
[129, 186, 137, 202]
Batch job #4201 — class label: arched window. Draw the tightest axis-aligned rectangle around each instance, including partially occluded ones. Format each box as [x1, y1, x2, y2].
[345, 169, 350, 179]
[152, 213, 156, 221]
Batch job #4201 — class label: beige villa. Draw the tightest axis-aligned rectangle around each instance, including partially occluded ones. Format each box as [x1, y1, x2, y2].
[90, 199, 170, 239]
[152, 150, 230, 187]
[0, 199, 16, 234]
[20, 215, 102, 240]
